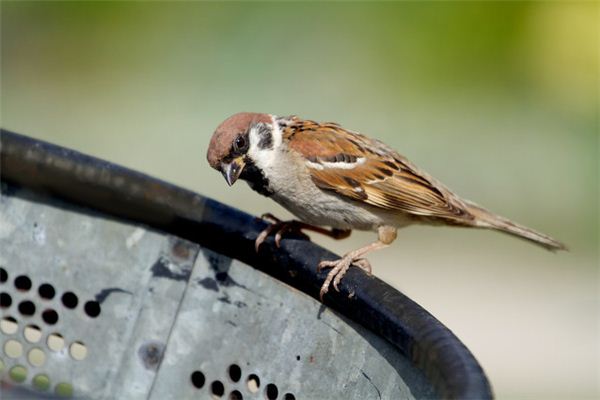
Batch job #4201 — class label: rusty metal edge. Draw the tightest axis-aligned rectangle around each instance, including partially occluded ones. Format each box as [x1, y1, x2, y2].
[0, 129, 493, 399]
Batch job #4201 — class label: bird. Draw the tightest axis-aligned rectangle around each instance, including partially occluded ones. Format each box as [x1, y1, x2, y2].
[207, 112, 566, 300]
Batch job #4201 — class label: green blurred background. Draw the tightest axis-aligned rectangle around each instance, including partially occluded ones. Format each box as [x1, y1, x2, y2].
[1, 1, 597, 398]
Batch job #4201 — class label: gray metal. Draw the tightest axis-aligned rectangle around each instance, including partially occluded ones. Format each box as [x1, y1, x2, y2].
[1, 184, 435, 399]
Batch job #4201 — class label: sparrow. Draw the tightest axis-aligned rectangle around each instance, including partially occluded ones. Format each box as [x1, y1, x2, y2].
[207, 112, 566, 300]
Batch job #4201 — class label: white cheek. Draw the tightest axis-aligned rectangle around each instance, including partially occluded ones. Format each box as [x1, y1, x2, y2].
[250, 148, 276, 171]
[247, 117, 282, 171]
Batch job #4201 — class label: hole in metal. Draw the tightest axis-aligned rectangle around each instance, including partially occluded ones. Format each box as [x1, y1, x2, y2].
[211, 380, 225, 398]
[247, 374, 260, 393]
[191, 370, 206, 389]
[14, 275, 32, 291]
[24, 325, 42, 343]
[69, 341, 87, 361]
[9, 365, 27, 383]
[55, 382, 73, 397]
[4, 339, 23, 358]
[84, 301, 101, 318]
[284, 394, 296, 400]
[229, 390, 243, 400]
[33, 374, 51, 391]
[18, 300, 36, 316]
[61, 292, 78, 309]
[28, 347, 46, 367]
[1, 316, 18, 334]
[47, 333, 64, 352]
[42, 309, 59, 325]
[38, 284, 56, 300]
[0, 292, 12, 308]
[0, 267, 7, 283]
[265, 383, 278, 400]
[228, 364, 241, 382]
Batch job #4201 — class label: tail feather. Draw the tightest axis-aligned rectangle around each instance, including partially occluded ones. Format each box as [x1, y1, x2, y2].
[465, 201, 567, 251]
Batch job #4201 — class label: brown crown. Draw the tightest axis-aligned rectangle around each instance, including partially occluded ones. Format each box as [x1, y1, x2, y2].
[207, 112, 272, 169]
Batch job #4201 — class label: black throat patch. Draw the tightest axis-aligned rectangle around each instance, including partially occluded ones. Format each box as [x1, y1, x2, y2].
[240, 157, 273, 197]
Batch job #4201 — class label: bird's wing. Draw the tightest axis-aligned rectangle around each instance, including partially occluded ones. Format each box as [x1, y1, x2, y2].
[284, 120, 470, 220]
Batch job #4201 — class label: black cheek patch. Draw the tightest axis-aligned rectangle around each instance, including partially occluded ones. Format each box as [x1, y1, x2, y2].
[256, 125, 273, 150]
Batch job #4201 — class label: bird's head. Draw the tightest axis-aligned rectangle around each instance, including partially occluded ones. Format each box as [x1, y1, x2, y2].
[207, 112, 273, 186]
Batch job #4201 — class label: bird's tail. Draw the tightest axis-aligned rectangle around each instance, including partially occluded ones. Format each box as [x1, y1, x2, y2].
[465, 201, 567, 251]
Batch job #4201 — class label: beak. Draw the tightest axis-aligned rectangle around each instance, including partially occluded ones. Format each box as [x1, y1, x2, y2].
[221, 157, 245, 186]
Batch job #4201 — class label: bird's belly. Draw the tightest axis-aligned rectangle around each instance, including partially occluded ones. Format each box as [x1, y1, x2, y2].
[259, 155, 412, 231]
[271, 185, 409, 231]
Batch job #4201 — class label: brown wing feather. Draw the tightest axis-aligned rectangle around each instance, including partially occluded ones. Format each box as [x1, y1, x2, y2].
[284, 121, 472, 221]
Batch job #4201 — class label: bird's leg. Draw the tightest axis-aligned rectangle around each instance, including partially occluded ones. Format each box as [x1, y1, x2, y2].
[318, 226, 397, 301]
[255, 214, 351, 252]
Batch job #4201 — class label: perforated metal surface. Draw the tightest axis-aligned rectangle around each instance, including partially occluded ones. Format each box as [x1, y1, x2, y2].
[0, 184, 436, 399]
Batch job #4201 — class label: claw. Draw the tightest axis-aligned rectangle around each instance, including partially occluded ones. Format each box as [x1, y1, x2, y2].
[318, 257, 350, 300]
[318, 256, 371, 301]
[255, 229, 270, 252]
[332, 262, 352, 292]
[319, 286, 329, 302]
[319, 268, 334, 301]
[255, 223, 278, 252]
[317, 238, 388, 301]
[274, 224, 291, 248]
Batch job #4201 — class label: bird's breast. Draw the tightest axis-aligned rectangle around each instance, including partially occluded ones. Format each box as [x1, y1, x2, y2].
[262, 157, 397, 231]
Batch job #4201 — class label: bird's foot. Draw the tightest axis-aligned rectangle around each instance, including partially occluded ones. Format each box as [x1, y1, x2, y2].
[255, 214, 351, 251]
[255, 215, 310, 252]
[317, 256, 372, 301]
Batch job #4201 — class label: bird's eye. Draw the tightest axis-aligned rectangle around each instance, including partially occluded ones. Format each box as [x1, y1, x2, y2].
[234, 135, 248, 152]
